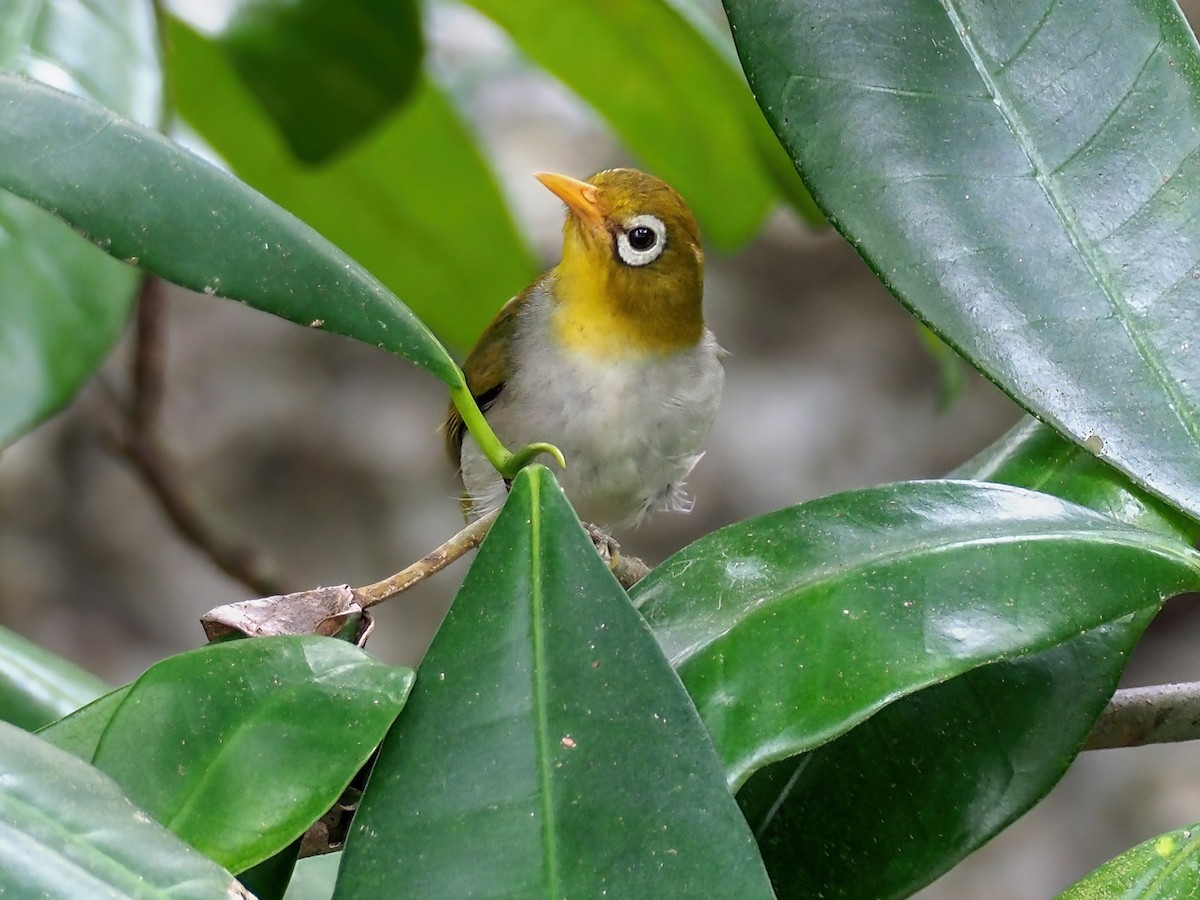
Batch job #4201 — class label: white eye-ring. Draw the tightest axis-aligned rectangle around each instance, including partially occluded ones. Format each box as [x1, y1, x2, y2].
[615, 214, 667, 267]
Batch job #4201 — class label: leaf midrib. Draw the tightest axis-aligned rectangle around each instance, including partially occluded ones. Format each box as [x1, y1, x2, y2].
[528, 478, 561, 898]
[938, 0, 1200, 445]
[159, 664, 388, 840]
[667, 525, 1199, 666]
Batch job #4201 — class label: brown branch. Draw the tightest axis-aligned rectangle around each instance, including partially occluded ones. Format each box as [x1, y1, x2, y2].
[202, 513, 653, 642]
[355, 513, 652, 608]
[117, 430, 286, 597]
[356, 510, 500, 607]
[99, 276, 287, 597]
[131, 276, 167, 433]
[613, 553, 651, 589]
[1084, 681, 1200, 751]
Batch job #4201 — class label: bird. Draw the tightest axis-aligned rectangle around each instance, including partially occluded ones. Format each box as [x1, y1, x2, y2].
[444, 168, 724, 553]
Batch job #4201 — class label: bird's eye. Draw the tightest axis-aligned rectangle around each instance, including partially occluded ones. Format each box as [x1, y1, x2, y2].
[628, 226, 656, 251]
[616, 214, 667, 267]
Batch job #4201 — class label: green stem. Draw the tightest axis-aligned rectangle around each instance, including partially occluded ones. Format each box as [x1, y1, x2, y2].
[448, 381, 565, 479]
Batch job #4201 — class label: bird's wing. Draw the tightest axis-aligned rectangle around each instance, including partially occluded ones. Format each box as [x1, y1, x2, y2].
[443, 291, 526, 468]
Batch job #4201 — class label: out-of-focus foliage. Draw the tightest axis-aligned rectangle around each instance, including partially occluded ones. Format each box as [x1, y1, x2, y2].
[2, 1, 1200, 898]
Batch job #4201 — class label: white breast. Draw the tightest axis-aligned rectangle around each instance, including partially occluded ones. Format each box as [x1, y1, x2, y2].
[459, 286, 724, 529]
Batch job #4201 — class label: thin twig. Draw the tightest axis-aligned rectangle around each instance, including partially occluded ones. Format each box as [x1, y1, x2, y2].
[99, 276, 287, 597]
[357, 510, 500, 607]
[131, 276, 167, 433]
[1084, 681, 1200, 751]
[118, 430, 286, 597]
[355, 512, 653, 608]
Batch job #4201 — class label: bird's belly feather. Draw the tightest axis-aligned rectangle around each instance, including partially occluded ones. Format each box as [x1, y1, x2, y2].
[460, 324, 723, 529]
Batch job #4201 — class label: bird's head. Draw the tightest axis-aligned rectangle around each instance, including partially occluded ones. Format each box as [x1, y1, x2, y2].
[536, 168, 705, 356]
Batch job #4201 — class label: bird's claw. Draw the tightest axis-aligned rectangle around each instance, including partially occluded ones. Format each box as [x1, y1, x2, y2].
[584, 523, 621, 569]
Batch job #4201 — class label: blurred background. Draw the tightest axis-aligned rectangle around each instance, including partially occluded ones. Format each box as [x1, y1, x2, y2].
[3, 2, 1200, 897]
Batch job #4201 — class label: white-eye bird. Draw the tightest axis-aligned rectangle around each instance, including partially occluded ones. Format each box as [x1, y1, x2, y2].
[445, 168, 724, 541]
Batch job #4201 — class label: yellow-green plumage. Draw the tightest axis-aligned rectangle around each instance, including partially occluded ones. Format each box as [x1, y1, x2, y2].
[445, 168, 723, 529]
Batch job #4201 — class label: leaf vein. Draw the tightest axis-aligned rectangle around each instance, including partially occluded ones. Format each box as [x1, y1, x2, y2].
[784, 70, 984, 101]
[1099, 138, 1200, 244]
[528, 479, 561, 896]
[1047, 42, 1162, 180]
[937, 0, 1200, 444]
[670, 527, 1197, 666]
[994, 0, 1063, 74]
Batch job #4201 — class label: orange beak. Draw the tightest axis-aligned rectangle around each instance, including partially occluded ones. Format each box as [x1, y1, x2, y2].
[534, 172, 604, 230]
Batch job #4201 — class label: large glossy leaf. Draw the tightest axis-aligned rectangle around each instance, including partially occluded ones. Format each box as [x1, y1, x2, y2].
[738, 613, 1155, 900]
[169, 16, 536, 352]
[215, 0, 423, 163]
[632, 480, 1200, 788]
[47, 637, 413, 874]
[1057, 821, 1200, 899]
[0, 0, 158, 445]
[0, 72, 462, 386]
[0, 720, 247, 899]
[335, 466, 773, 899]
[463, 0, 784, 249]
[0, 625, 108, 731]
[957, 416, 1200, 542]
[714, 429, 1200, 899]
[726, 0, 1200, 520]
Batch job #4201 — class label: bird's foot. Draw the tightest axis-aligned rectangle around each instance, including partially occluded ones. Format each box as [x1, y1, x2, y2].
[584, 523, 621, 569]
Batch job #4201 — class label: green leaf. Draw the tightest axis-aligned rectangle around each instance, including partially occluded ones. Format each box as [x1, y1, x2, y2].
[0, 0, 163, 124]
[168, 16, 537, 352]
[0, 0, 159, 444]
[66, 637, 412, 874]
[0, 625, 108, 731]
[216, 0, 423, 163]
[738, 613, 1154, 900]
[0, 71, 463, 387]
[238, 838, 301, 900]
[0, 720, 245, 899]
[726, 0, 1200, 520]
[698, 431, 1200, 898]
[38, 685, 131, 762]
[463, 0, 782, 248]
[285, 853, 341, 900]
[957, 416, 1200, 542]
[652, 0, 823, 225]
[1058, 822, 1200, 899]
[728, 424, 1200, 899]
[335, 466, 774, 899]
[0, 200, 140, 446]
[632, 480, 1200, 788]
